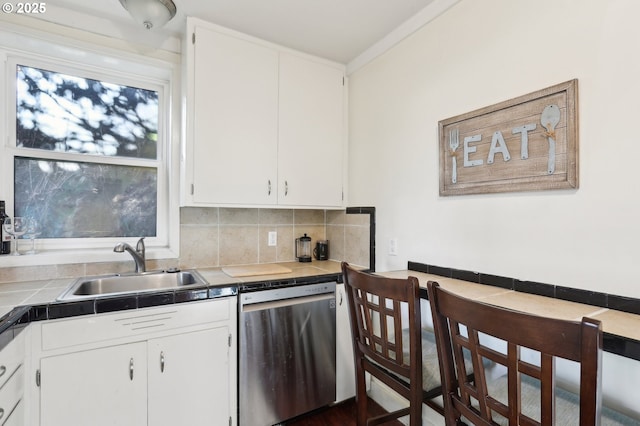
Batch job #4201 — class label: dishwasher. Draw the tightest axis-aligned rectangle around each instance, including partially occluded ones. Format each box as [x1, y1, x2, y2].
[239, 281, 337, 426]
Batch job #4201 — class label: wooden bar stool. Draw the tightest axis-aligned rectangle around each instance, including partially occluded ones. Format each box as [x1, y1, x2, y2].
[427, 280, 605, 426]
[341, 262, 447, 426]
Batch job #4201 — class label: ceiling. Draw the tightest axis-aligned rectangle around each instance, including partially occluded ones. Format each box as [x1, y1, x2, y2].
[39, 0, 441, 64]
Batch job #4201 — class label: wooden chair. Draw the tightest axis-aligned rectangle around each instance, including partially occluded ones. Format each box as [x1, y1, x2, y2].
[341, 262, 446, 426]
[427, 280, 603, 426]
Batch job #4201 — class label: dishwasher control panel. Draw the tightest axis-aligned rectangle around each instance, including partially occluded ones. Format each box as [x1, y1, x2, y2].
[240, 282, 336, 306]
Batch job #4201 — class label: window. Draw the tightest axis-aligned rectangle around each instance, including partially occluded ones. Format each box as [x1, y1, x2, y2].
[14, 65, 159, 239]
[1, 28, 178, 262]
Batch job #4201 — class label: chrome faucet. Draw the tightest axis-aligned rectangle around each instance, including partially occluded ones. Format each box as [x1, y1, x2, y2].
[114, 237, 146, 273]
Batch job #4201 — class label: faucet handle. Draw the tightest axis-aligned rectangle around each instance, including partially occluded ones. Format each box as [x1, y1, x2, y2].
[136, 237, 145, 255]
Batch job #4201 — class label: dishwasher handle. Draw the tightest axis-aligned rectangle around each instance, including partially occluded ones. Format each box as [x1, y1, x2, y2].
[240, 292, 334, 313]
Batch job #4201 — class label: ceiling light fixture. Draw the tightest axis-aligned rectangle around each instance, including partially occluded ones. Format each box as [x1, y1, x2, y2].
[119, 0, 177, 30]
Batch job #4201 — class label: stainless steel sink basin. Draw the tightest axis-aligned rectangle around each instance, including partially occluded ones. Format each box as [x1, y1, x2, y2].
[57, 270, 208, 301]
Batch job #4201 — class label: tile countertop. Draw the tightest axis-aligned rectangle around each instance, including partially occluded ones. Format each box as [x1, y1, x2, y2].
[377, 270, 640, 344]
[3, 261, 640, 362]
[0, 260, 345, 321]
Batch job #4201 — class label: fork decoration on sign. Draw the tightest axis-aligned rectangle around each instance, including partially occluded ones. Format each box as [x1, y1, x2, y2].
[449, 127, 459, 184]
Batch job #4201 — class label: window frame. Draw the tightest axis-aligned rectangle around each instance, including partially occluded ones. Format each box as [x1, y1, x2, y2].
[0, 25, 180, 266]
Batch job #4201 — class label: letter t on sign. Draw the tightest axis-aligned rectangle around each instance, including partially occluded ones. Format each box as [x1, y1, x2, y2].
[512, 123, 537, 160]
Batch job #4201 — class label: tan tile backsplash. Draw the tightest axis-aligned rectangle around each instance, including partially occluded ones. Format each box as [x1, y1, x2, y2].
[180, 208, 371, 269]
[218, 225, 259, 266]
[344, 225, 371, 267]
[326, 224, 346, 262]
[0, 207, 372, 284]
[180, 225, 219, 268]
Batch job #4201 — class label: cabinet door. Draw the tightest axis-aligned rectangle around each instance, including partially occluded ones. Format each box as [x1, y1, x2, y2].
[39, 342, 147, 426]
[278, 53, 345, 207]
[148, 327, 232, 426]
[335, 283, 356, 402]
[190, 25, 279, 205]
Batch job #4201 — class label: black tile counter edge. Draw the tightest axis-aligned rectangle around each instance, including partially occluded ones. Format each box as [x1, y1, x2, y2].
[0, 305, 30, 352]
[410, 261, 640, 362]
[409, 261, 640, 314]
[0, 272, 348, 333]
[604, 333, 640, 361]
[0, 284, 240, 335]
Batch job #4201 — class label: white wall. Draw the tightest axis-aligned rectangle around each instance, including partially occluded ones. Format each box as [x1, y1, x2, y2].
[349, 0, 640, 297]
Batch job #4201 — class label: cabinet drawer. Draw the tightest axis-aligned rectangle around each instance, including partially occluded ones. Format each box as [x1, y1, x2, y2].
[1, 399, 22, 426]
[0, 364, 23, 424]
[42, 298, 233, 351]
[0, 331, 25, 390]
[0, 363, 20, 396]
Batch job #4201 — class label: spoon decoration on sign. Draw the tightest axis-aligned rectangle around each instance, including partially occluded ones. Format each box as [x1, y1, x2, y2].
[540, 104, 560, 174]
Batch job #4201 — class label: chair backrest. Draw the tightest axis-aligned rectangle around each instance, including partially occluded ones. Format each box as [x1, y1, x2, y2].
[341, 262, 423, 394]
[427, 280, 603, 426]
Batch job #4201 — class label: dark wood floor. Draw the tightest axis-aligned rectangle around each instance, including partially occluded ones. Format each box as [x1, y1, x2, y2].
[284, 397, 404, 426]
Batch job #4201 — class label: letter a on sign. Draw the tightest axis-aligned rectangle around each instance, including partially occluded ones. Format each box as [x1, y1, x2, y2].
[487, 131, 511, 164]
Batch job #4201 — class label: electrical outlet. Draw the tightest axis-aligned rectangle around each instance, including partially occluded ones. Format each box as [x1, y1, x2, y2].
[268, 231, 277, 246]
[389, 238, 398, 256]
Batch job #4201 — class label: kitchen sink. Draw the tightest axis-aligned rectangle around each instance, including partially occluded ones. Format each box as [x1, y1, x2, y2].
[57, 269, 209, 301]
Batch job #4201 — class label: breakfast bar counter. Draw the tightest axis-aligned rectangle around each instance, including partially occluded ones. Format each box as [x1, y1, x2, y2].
[377, 263, 640, 361]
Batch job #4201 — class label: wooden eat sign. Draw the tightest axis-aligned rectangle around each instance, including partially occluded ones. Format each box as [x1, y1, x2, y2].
[438, 80, 578, 196]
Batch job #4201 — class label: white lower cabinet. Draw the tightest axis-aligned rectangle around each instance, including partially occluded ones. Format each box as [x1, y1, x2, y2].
[32, 298, 237, 426]
[40, 342, 147, 426]
[0, 329, 26, 426]
[148, 328, 231, 426]
[335, 283, 356, 402]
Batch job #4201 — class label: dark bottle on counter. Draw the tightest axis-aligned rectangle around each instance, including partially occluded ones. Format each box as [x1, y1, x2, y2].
[0, 201, 11, 255]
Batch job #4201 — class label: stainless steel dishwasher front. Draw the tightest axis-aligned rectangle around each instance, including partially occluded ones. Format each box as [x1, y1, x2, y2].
[239, 282, 337, 426]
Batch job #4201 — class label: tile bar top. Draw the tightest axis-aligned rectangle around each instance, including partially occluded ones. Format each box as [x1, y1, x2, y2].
[377, 261, 640, 361]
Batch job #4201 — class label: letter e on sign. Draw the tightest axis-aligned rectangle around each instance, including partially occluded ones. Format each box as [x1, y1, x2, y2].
[463, 135, 483, 167]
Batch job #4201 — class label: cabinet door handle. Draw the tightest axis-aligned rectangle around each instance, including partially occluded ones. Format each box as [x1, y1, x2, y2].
[129, 358, 134, 381]
[0, 407, 4, 420]
[160, 351, 165, 373]
[339, 289, 343, 306]
[268, 180, 272, 196]
[0, 365, 5, 378]
[285, 180, 288, 196]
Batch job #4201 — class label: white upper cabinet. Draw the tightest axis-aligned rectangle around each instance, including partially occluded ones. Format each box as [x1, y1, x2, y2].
[186, 22, 279, 206]
[182, 18, 346, 208]
[278, 53, 345, 207]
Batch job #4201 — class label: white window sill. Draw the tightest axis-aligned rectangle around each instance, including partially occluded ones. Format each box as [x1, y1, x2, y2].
[0, 246, 178, 268]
